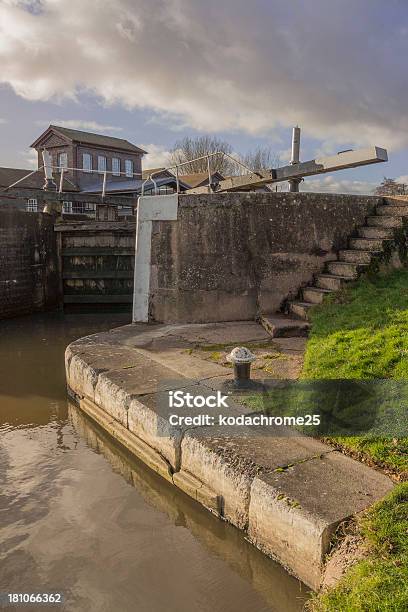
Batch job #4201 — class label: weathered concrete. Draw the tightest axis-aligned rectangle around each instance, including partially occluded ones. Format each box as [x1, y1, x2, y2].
[260, 314, 310, 338]
[0, 209, 59, 319]
[179, 427, 331, 530]
[248, 452, 393, 590]
[149, 192, 382, 323]
[65, 321, 394, 590]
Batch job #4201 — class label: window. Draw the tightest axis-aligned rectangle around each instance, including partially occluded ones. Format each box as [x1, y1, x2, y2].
[112, 157, 120, 176]
[63, 201, 96, 216]
[125, 159, 133, 178]
[26, 198, 38, 212]
[82, 153, 92, 172]
[58, 152, 68, 170]
[159, 185, 174, 194]
[97, 155, 107, 174]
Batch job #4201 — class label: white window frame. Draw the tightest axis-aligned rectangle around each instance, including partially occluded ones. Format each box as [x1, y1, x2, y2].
[82, 153, 92, 173]
[97, 155, 107, 174]
[62, 201, 73, 214]
[26, 198, 38, 212]
[112, 157, 120, 176]
[58, 152, 68, 170]
[125, 159, 133, 178]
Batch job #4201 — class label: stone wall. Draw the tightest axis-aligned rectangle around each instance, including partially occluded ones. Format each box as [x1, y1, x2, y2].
[149, 192, 382, 323]
[0, 209, 59, 319]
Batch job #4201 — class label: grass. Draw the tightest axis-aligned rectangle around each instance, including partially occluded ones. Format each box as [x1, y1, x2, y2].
[302, 268, 408, 475]
[309, 483, 408, 612]
[304, 269, 408, 611]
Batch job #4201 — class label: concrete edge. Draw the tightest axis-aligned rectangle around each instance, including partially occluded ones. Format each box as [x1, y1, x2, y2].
[66, 335, 394, 591]
[80, 397, 173, 484]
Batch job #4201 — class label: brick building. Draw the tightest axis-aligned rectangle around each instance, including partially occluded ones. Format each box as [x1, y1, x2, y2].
[31, 125, 147, 189]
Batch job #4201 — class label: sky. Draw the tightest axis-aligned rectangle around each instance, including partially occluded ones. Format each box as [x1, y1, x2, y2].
[0, 0, 407, 193]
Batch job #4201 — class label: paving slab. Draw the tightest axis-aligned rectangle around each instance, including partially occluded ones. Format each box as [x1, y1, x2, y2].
[271, 337, 308, 354]
[94, 360, 185, 428]
[180, 427, 331, 530]
[108, 321, 272, 350]
[134, 347, 229, 379]
[127, 382, 243, 471]
[248, 451, 394, 589]
[66, 343, 142, 400]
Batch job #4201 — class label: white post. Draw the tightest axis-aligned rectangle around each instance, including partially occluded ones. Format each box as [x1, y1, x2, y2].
[102, 171, 107, 199]
[132, 194, 179, 323]
[42, 149, 56, 191]
[207, 156, 212, 193]
[289, 126, 302, 193]
[290, 126, 301, 165]
[59, 168, 64, 193]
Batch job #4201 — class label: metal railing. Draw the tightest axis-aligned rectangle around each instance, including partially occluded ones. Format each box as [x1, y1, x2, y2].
[141, 151, 260, 196]
[0, 150, 260, 200]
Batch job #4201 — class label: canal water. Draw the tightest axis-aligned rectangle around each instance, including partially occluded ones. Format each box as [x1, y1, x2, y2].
[0, 313, 309, 612]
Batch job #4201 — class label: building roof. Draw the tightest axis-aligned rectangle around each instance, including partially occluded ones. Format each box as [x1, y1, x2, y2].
[141, 167, 171, 179]
[180, 171, 225, 189]
[82, 175, 190, 195]
[31, 125, 147, 155]
[0, 166, 79, 191]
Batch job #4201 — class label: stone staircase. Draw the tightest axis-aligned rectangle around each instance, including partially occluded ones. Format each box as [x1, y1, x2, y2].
[286, 198, 408, 321]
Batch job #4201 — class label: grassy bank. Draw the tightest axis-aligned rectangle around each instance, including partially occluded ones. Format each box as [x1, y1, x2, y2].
[302, 268, 408, 475]
[311, 483, 408, 611]
[303, 268, 408, 611]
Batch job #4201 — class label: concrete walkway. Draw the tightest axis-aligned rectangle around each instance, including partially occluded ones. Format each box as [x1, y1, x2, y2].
[65, 321, 393, 590]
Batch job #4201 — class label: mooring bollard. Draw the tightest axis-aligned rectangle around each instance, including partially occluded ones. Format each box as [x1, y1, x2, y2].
[226, 347, 256, 389]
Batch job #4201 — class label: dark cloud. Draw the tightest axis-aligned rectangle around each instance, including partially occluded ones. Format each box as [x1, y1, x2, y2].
[1, 0, 407, 148]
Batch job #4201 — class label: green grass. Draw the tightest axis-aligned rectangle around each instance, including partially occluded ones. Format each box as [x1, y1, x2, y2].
[304, 269, 408, 611]
[302, 268, 408, 474]
[310, 483, 408, 612]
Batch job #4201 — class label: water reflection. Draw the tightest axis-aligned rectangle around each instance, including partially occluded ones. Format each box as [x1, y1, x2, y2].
[68, 402, 309, 612]
[0, 313, 309, 612]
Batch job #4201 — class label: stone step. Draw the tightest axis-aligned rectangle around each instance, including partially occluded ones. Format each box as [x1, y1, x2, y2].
[260, 314, 310, 338]
[302, 286, 333, 304]
[349, 237, 388, 251]
[326, 261, 366, 278]
[376, 205, 408, 217]
[338, 249, 375, 264]
[383, 197, 408, 206]
[288, 301, 313, 320]
[367, 215, 403, 228]
[358, 226, 394, 239]
[315, 274, 350, 291]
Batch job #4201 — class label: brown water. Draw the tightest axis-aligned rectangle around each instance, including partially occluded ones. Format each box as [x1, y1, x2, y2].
[0, 313, 309, 612]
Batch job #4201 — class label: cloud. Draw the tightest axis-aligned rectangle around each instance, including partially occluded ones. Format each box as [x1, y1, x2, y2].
[35, 119, 123, 133]
[22, 148, 38, 169]
[301, 175, 377, 195]
[0, 1, 407, 150]
[140, 144, 171, 169]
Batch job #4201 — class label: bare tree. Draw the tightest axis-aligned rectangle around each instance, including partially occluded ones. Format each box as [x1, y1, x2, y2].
[374, 177, 407, 196]
[235, 146, 280, 175]
[169, 136, 235, 175]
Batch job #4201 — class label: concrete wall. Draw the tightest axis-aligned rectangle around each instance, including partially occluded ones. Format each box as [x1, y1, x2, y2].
[0, 209, 59, 319]
[149, 192, 382, 323]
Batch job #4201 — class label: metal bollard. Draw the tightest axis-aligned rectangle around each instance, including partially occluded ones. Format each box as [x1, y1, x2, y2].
[226, 347, 256, 389]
